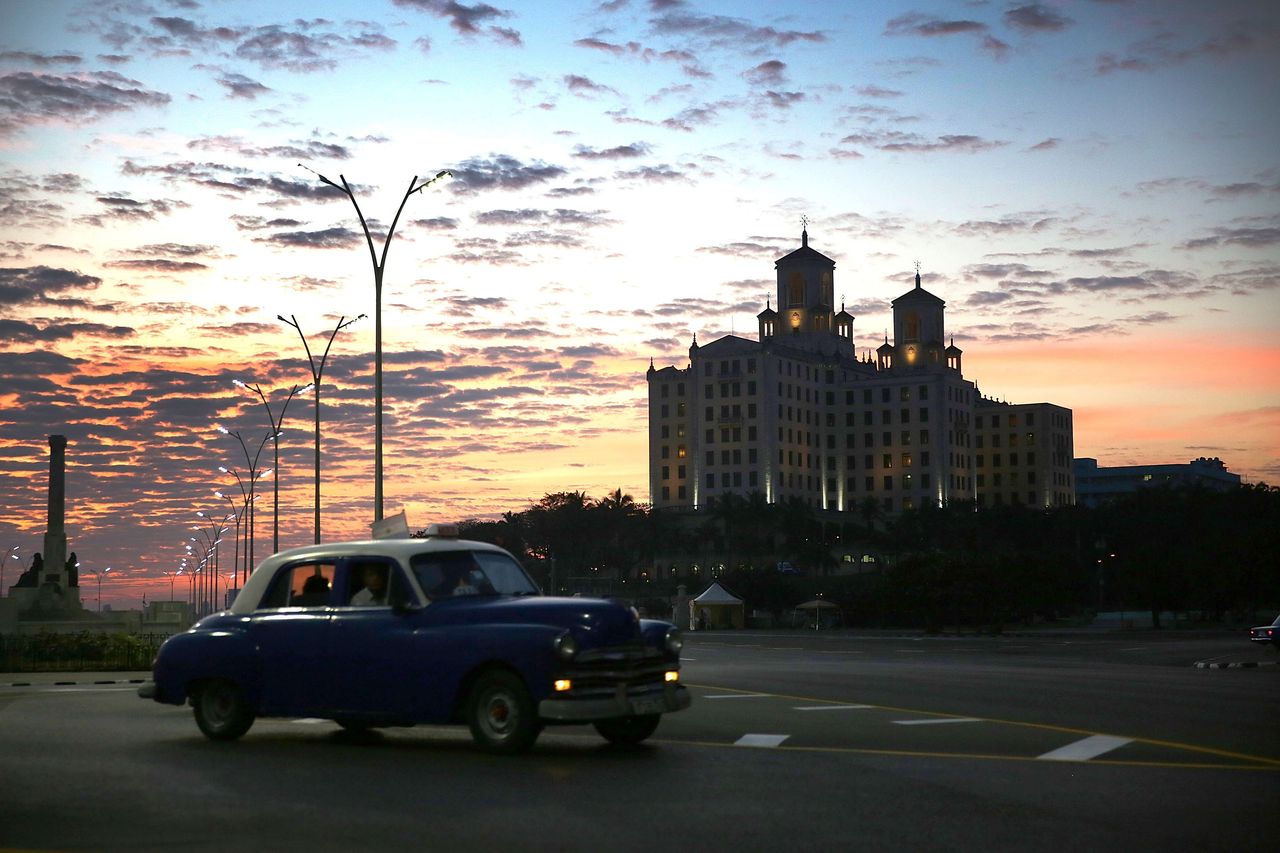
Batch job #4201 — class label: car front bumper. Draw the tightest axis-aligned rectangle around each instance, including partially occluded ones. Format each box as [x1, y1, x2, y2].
[538, 683, 690, 722]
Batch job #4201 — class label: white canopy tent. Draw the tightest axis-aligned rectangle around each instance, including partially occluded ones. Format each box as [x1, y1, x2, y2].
[690, 582, 744, 630]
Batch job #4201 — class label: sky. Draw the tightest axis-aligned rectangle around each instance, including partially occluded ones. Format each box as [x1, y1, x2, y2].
[1, 0, 1277, 608]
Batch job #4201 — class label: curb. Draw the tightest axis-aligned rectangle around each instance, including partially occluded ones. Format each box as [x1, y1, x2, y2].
[3, 678, 147, 687]
[1193, 660, 1278, 669]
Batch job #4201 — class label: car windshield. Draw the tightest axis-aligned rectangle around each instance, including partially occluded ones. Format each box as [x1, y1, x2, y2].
[410, 550, 539, 599]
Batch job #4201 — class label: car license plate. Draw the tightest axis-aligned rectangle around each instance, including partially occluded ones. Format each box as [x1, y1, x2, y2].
[631, 696, 665, 715]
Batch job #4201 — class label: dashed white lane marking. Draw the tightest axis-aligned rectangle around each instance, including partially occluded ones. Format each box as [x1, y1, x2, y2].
[45, 687, 137, 693]
[703, 693, 769, 699]
[735, 734, 790, 747]
[793, 704, 873, 711]
[290, 718, 330, 725]
[892, 717, 981, 726]
[1037, 734, 1133, 762]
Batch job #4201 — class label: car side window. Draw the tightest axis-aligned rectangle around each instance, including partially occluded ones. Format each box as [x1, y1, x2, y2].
[343, 559, 411, 608]
[258, 562, 336, 609]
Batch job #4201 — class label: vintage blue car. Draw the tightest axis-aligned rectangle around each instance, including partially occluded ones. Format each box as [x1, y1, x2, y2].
[140, 529, 689, 753]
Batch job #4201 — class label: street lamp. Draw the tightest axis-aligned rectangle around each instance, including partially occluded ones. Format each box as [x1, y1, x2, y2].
[216, 427, 272, 577]
[2, 544, 17, 596]
[89, 566, 112, 612]
[299, 163, 452, 521]
[232, 380, 311, 555]
[214, 491, 241, 587]
[278, 313, 364, 543]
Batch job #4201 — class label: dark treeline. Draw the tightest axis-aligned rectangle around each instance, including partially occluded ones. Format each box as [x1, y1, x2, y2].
[434, 483, 1280, 631]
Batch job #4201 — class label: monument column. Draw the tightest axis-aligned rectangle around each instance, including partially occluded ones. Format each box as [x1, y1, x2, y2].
[41, 435, 68, 588]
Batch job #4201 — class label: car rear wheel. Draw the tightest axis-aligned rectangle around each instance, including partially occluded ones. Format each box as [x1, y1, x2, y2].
[467, 670, 540, 754]
[193, 680, 255, 741]
[594, 714, 660, 746]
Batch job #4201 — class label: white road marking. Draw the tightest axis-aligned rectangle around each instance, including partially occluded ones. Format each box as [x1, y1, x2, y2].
[765, 647, 803, 650]
[892, 717, 981, 726]
[817, 650, 865, 654]
[894, 650, 926, 654]
[735, 734, 790, 747]
[703, 693, 769, 699]
[793, 704, 873, 711]
[45, 687, 137, 693]
[1037, 734, 1133, 762]
[290, 718, 330, 725]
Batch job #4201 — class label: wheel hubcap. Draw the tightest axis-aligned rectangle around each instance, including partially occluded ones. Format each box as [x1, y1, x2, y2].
[483, 691, 516, 738]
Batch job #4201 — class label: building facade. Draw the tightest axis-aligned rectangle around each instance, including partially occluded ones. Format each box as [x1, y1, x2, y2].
[646, 231, 1075, 514]
[1072, 456, 1240, 507]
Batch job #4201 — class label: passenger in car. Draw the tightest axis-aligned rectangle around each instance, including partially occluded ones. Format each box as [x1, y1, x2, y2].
[350, 564, 388, 606]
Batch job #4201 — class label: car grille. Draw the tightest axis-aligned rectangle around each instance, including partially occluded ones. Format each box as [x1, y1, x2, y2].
[565, 644, 671, 696]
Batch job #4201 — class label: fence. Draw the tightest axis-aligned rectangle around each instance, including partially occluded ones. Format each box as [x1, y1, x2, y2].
[0, 631, 168, 672]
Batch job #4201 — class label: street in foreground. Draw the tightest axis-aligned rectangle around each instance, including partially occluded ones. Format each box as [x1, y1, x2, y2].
[1, 633, 1276, 852]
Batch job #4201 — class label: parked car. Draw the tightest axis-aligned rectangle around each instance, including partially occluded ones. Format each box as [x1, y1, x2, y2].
[140, 528, 689, 753]
[1249, 614, 1280, 648]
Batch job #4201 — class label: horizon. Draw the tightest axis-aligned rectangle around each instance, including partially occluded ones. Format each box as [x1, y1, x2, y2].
[1, 0, 1277, 608]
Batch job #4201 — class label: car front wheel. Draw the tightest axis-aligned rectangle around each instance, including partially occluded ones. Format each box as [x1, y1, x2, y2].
[467, 670, 540, 754]
[594, 714, 660, 746]
[193, 680, 255, 741]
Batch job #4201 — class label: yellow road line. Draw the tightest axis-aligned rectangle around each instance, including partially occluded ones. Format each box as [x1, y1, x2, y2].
[685, 682, 1280, 768]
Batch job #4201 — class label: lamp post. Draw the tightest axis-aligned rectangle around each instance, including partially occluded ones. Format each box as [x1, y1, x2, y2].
[299, 164, 452, 521]
[90, 566, 112, 612]
[233, 380, 310, 555]
[214, 491, 241, 587]
[2, 545, 17, 596]
[216, 427, 272, 578]
[278, 313, 364, 543]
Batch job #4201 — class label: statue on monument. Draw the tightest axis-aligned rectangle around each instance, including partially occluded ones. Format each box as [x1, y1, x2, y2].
[66, 552, 78, 587]
[14, 553, 42, 588]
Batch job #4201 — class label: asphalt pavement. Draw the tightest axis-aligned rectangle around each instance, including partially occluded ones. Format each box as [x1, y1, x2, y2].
[1, 632, 1276, 852]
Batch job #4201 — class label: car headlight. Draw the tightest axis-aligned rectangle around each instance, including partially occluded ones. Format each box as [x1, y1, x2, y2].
[664, 627, 683, 657]
[553, 630, 577, 661]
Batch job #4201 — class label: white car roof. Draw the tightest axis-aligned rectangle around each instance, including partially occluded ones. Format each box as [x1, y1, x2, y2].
[229, 537, 514, 614]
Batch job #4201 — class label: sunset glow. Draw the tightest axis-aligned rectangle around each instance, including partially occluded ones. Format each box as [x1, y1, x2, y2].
[1, 0, 1277, 608]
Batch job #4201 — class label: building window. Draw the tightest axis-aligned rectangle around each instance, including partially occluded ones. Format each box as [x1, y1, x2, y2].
[919, 385, 928, 400]
[661, 486, 670, 501]
[922, 474, 931, 490]
[705, 451, 714, 465]
[676, 424, 685, 438]
[902, 453, 912, 467]
[921, 451, 930, 466]
[661, 466, 670, 480]
[865, 476, 875, 491]
[901, 408, 910, 424]
[660, 404, 669, 417]
[883, 432, 892, 445]
[706, 474, 714, 489]
[677, 485, 686, 500]
[661, 425, 670, 439]
[677, 445, 686, 458]
[677, 402, 686, 416]
[919, 407, 929, 422]
[749, 471, 758, 487]
[678, 465, 686, 478]
[661, 446, 670, 459]
[706, 429, 714, 443]
[901, 431, 911, 445]
[883, 475, 893, 490]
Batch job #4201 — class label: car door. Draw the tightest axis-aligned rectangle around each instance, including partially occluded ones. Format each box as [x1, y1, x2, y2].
[325, 557, 424, 718]
[250, 560, 336, 716]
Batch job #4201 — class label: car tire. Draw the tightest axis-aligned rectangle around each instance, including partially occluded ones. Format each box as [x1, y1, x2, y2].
[466, 670, 540, 754]
[193, 680, 255, 741]
[594, 714, 661, 746]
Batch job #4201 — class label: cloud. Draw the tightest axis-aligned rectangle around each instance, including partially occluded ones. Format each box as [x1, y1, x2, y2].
[883, 12, 1009, 60]
[840, 130, 1007, 154]
[563, 74, 618, 97]
[0, 319, 134, 343]
[572, 37, 704, 75]
[120, 159, 346, 203]
[253, 227, 364, 249]
[744, 60, 787, 85]
[763, 90, 805, 109]
[409, 216, 460, 230]
[187, 133, 351, 160]
[649, 10, 824, 49]
[1095, 18, 1280, 75]
[102, 259, 210, 272]
[449, 155, 568, 195]
[1003, 4, 1073, 33]
[1178, 226, 1280, 250]
[572, 142, 651, 160]
[612, 164, 685, 183]
[0, 70, 170, 138]
[884, 13, 986, 37]
[0, 51, 83, 66]
[215, 72, 271, 99]
[77, 195, 188, 226]
[0, 266, 102, 308]
[856, 85, 903, 98]
[391, 0, 522, 45]
[1027, 137, 1059, 152]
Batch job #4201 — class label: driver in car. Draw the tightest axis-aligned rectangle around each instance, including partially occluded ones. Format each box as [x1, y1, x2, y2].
[350, 564, 388, 606]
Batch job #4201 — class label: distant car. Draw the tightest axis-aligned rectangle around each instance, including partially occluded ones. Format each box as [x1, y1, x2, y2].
[1249, 614, 1280, 648]
[139, 528, 689, 753]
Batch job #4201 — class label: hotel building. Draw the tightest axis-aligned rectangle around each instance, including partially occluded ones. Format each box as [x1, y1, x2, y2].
[646, 230, 1074, 514]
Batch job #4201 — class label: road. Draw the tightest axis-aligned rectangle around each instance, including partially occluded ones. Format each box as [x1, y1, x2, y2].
[1, 632, 1276, 852]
